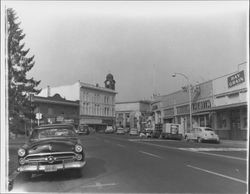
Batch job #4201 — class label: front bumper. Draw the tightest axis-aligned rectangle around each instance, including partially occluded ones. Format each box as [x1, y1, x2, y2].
[203, 137, 220, 142]
[18, 160, 86, 172]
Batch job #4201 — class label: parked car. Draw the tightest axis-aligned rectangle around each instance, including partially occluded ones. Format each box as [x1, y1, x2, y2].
[185, 127, 220, 143]
[17, 123, 86, 179]
[161, 123, 184, 140]
[152, 129, 162, 138]
[105, 126, 114, 134]
[129, 128, 139, 136]
[76, 124, 90, 135]
[123, 127, 130, 133]
[116, 127, 125, 135]
[145, 128, 153, 138]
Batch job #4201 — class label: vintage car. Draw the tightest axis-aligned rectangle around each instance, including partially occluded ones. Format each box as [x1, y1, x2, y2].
[116, 127, 125, 135]
[129, 128, 139, 136]
[76, 124, 90, 135]
[185, 127, 220, 143]
[17, 123, 86, 179]
[105, 126, 115, 134]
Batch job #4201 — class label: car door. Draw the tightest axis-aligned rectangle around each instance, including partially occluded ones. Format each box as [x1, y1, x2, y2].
[190, 128, 196, 140]
[196, 128, 202, 139]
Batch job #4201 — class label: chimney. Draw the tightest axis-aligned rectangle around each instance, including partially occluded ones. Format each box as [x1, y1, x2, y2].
[47, 85, 51, 97]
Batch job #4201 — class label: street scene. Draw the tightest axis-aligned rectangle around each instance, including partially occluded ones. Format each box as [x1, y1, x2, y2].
[10, 132, 247, 193]
[1, 1, 248, 193]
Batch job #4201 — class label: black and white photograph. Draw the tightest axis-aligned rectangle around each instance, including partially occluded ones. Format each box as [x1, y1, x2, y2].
[0, 0, 248, 193]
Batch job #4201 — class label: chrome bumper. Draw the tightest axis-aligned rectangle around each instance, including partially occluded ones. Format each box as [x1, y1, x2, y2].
[18, 161, 86, 172]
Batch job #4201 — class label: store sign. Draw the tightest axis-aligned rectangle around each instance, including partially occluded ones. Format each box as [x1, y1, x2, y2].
[228, 71, 245, 88]
[83, 118, 102, 124]
[163, 108, 174, 117]
[192, 100, 211, 112]
[102, 119, 113, 125]
[56, 116, 64, 122]
[152, 105, 158, 110]
[176, 105, 189, 115]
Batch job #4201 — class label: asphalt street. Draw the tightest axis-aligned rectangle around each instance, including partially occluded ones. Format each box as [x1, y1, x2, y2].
[11, 133, 247, 193]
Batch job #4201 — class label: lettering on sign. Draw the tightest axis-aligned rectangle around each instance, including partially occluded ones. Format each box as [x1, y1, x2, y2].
[192, 100, 211, 112]
[228, 71, 245, 88]
[152, 105, 158, 110]
[163, 108, 174, 117]
[177, 105, 189, 115]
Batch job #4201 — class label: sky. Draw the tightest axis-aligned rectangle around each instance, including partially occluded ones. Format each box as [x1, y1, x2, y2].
[2, 1, 248, 102]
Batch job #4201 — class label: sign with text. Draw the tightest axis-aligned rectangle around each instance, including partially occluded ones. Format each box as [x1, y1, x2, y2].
[163, 108, 174, 117]
[192, 100, 211, 112]
[228, 71, 245, 88]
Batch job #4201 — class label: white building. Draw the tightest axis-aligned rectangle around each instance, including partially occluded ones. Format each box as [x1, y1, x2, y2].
[38, 74, 117, 130]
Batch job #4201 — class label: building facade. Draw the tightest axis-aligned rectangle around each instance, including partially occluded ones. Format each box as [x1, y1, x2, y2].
[151, 63, 248, 140]
[115, 100, 151, 130]
[32, 94, 79, 125]
[212, 64, 247, 140]
[38, 74, 117, 130]
[79, 82, 117, 130]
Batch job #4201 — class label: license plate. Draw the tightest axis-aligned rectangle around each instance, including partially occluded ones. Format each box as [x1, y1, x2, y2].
[45, 165, 57, 172]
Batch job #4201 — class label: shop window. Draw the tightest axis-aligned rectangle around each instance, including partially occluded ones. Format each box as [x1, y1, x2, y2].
[217, 112, 227, 128]
[243, 117, 247, 128]
[48, 107, 53, 115]
[200, 117, 205, 127]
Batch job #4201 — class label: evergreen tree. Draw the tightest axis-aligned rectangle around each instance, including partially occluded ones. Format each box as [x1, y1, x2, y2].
[7, 8, 41, 134]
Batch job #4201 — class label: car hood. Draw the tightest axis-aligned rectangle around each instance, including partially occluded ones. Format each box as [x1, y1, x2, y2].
[26, 138, 80, 154]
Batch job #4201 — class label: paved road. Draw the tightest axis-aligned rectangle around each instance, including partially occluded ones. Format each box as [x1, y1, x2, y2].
[11, 133, 247, 193]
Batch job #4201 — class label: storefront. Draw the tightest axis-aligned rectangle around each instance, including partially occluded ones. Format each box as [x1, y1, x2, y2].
[212, 64, 247, 140]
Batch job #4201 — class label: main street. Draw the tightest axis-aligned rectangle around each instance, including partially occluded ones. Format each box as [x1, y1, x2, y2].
[11, 133, 247, 193]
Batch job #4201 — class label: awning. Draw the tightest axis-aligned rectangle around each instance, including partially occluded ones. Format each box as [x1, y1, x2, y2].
[211, 102, 247, 111]
[192, 111, 211, 116]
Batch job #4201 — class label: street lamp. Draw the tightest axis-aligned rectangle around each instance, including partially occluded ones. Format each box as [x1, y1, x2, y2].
[172, 73, 192, 132]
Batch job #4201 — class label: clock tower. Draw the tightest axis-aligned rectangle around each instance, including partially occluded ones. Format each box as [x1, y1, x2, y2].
[104, 73, 116, 90]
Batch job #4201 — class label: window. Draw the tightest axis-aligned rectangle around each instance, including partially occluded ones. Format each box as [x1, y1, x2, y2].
[48, 107, 53, 115]
[217, 112, 227, 128]
[200, 116, 205, 127]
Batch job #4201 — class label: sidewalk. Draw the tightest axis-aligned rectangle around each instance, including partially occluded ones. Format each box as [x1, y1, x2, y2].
[220, 139, 247, 147]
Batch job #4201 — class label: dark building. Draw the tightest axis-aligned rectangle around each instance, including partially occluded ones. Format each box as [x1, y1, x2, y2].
[32, 93, 79, 126]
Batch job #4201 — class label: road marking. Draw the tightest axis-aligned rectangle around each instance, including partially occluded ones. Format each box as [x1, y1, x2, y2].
[135, 142, 246, 161]
[139, 151, 162, 159]
[80, 182, 117, 189]
[117, 144, 126, 148]
[129, 139, 167, 142]
[179, 148, 247, 152]
[187, 165, 247, 184]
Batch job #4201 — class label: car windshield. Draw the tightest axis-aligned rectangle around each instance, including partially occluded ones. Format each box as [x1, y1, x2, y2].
[204, 128, 213, 131]
[31, 127, 76, 140]
[79, 125, 88, 131]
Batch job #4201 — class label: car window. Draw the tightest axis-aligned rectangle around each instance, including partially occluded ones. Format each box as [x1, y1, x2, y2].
[205, 128, 213, 131]
[31, 128, 76, 140]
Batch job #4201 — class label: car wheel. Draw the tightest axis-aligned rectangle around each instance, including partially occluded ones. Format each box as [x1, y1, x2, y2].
[197, 137, 202, 143]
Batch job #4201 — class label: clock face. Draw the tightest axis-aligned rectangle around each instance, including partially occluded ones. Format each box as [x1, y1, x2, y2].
[106, 80, 110, 85]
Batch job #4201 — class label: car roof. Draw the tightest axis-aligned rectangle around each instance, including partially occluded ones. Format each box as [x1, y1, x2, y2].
[34, 123, 75, 130]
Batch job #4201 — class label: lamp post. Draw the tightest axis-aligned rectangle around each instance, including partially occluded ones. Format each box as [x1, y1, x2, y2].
[172, 73, 192, 132]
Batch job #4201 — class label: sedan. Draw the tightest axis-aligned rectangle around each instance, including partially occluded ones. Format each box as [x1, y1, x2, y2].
[17, 123, 86, 179]
[129, 128, 139, 136]
[76, 124, 90, 135]
[116, 128, 125, 135]
[185, 127, 220, 143]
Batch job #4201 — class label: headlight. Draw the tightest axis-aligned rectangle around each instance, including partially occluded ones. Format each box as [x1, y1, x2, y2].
[75, 144, 83, 153]
[76, 154, 82, 160]
[18, 148, 26, 157]
[19, 158, 25, 165]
